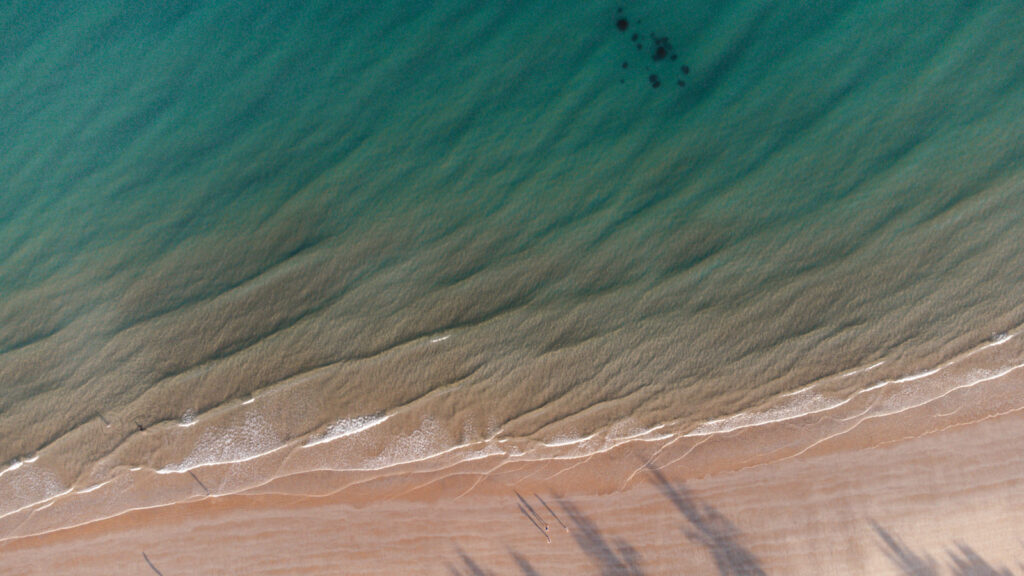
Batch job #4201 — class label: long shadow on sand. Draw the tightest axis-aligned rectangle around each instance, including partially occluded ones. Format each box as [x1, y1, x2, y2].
[559, 498, 645, 576]
[448, 469, 1021, 575]
[647, 465, 765, 576]
[448, 466, 767, 575]
[872, 521, 1017, 576]
[447, 544, 494, 576]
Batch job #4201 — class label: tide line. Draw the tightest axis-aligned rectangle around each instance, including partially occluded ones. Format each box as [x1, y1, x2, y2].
[0, 487, 74, 522]
[0, 460, 26, 479]
[78, 480, 113, 495]
[303, 414, 390, 448]
[541, 434, 596, 448]
[156, 443, 290, 475]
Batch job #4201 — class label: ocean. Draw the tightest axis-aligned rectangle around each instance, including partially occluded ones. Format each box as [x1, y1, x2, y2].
[2, 0, 1024, 539]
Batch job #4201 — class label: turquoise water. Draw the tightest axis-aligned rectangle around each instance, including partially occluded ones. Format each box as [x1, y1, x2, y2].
[2, 0, 1024, 530]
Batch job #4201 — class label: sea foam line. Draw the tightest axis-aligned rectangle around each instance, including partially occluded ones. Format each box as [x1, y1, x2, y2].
[611, 424, 667, 441]
[178, 411, 198, 428]
[2, 441, 486, 545]
[0, 458, 29, 479]
[0, 462, 23, 478]
[685, 341, 1022, 439]
[980, 332, 1014, 350]
[892, 367, 943, 384]
[351, 440, 478, 472]
[842, 361, 885, 378]
[685, 393, 850, 438]
[303, 414, 390, 448]
[0, 496, 219, 545]
[156, 443, 290, 475]
[78, 480, 113, 495]
[541, 434, 596, 448]
[784, 361, 1024, 461]
[0, 488, 74, 522]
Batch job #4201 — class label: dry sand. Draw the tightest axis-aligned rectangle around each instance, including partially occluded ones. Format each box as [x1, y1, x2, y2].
[2, 356, 1021, 576]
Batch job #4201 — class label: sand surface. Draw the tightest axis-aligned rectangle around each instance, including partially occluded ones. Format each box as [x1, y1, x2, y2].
[2, 360, 1021, 575]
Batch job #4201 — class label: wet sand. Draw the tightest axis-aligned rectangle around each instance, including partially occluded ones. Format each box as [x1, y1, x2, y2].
[2, 349, 1021, 575]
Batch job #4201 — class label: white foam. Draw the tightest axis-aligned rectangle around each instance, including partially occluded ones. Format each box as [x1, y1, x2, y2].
[861, 380, 890, 393]
[461, 445, 506, 462]
[685, 392, 847, 437]
[158, 411, 284, 474]
[542, 433, 596, 448]
[0, 460, 25, 478]
[782, 385, 814, 397]
[157, 444, 289, 474]
[23, 454, 39, 464]
[178, 410, 198, 428]
[892, 367, 942, 384]
[430, 335, 450, 343]
[983, 332, 1014, 349]
[242, 397, 255, 405]
[303, 414, 390, 448]
[684, 340, 1021, 439]
[0, 487, 73, 521]
[843, 361, 885, 378]
[78, 480, 112, 494]
[608, 423, 667, 441]
[540, 429, 674, 464]
[357, 418, 459, 470]
[857, 362, 956, 397]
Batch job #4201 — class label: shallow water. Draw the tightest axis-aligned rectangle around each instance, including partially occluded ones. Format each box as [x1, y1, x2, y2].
[2, 0, 1024, 534]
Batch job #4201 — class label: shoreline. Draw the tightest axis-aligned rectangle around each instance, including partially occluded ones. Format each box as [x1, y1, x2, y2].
[2, 337, 1022, 574]
[2, 327, 1023, 541]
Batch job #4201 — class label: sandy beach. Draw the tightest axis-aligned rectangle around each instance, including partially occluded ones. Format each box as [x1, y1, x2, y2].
[3, 342, 1021, 575]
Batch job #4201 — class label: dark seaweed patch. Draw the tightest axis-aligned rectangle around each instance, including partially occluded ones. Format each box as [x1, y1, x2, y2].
[613, 9, 692, 91]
